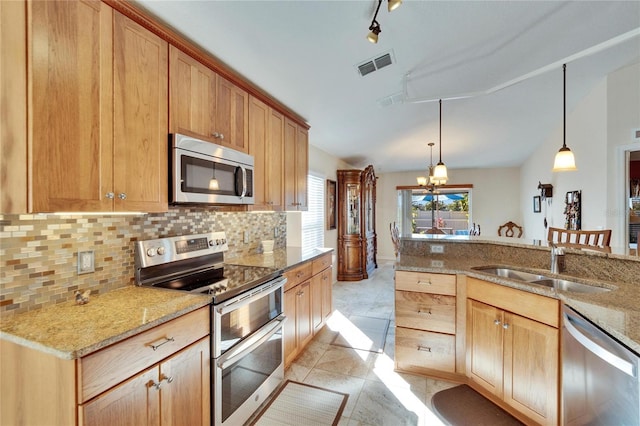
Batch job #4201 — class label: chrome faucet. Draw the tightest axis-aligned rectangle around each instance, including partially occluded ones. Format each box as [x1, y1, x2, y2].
[550, 244, 566, 274]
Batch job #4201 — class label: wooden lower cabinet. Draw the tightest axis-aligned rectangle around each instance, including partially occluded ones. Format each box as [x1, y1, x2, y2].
[81, 337, 209, 426]
[467, 278, 559, 425]
[284, 253, 333, 367]
[0, 307, 210, 426]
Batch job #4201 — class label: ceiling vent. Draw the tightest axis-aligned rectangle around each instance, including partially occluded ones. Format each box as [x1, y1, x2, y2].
[377, 92, 404, 108]
[356, 50, 395, 77]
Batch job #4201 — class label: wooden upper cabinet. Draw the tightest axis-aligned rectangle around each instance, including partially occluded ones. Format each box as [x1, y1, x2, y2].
[169, 46, 248, 153]
[30, 0, 114, 212]
[248, 96, 284, 210]
[169, 46, 216, 140]
[1, 0, 28, 213]
[113, 12, 168, 212]
[284, 118, 308, 211]
[216, 76, 249, 153]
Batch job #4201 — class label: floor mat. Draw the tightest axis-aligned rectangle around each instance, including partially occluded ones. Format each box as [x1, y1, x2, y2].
[431, 385, 525, 426]
[251, 380, 348, 426]
[330, 315, 389, 353]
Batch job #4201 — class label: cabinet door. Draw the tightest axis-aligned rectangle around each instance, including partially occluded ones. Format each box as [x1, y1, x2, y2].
[337, 238, 363, 280]
[30, 0, 114, 212]
[113, 12, 168, 212]
[283, 118, 298, 210]
[1, 0, 27, 213]
[248, 96, 270, 209]
[169, 46, 216, 139]
[283, 287, 298, 366]
[216, 76, 248, 153]
[81, 366, 160, 426]
[296, 282, 313, 349]
[267, 108, 285, 210]
[321, 266, 333, 321]
[467, 300, 503, 396]
[295, 125, 308, 210]
[503, 312, 558, 425]
[159, 338, 210, 426]
[311, 273, 323, 333]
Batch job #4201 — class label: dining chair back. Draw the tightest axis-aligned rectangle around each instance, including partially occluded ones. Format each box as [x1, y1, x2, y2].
[547, 227, 612, 253]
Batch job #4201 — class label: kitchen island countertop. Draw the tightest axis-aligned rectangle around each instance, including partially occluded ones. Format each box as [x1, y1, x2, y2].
[225, 246, 333, 270]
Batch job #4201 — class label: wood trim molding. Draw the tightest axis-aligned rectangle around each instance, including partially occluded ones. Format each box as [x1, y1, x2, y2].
[102, 0, 309, 129]
[396, 184, 474, 190]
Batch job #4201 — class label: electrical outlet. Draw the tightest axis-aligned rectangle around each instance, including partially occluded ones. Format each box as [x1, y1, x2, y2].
[431, 260, 444, 268]
[78, 250, 95, 274]
[430, 244, 444, 254]
[243, 231, 250, 243]
[274, 227, 279, 238]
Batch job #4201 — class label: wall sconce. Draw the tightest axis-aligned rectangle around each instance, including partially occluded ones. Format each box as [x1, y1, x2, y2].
[538, 181, 553, 199]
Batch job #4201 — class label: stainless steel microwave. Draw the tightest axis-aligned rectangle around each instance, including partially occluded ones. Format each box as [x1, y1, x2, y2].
[170, 134, 254, 205]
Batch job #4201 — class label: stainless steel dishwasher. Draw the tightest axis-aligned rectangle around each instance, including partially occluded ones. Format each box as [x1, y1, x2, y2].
[562, 304, 639, 425]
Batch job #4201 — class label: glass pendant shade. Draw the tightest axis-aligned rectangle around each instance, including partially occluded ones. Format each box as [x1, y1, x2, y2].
[388, 0, 402, 12]
[553, 147, 577, 171]
[416, 176, 428, 186]
[208, 178, 220, 190]
[432, 162, 448, 185]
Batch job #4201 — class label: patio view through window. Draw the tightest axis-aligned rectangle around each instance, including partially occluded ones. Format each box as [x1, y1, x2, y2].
[397, 188, 471, 236]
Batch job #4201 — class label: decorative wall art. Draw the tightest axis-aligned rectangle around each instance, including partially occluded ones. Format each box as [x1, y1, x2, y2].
[326, 179, 337, 230]
[564, 190, 582, 230]
[533, 196, 541, 213]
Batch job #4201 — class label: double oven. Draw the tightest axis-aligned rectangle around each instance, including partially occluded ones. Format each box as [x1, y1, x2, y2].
[135, 232, 286, 425]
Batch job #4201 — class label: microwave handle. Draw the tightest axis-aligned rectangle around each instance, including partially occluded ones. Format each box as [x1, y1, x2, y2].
[240, 167, 247, 198]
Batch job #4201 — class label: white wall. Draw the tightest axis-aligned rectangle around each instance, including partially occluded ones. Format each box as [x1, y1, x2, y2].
[521, 62, 640, 247]
[376, 167, 521, 261]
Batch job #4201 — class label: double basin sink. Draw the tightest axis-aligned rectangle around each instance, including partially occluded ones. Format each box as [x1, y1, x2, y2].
[472, 267, 612, 294]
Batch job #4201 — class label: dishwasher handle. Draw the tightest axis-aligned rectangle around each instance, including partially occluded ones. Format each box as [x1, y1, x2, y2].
[563, 311, 636, 378]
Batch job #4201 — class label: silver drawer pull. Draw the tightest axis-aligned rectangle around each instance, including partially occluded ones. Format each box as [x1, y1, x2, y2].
[149, 336, 175, 351]
[417, 280, 432, 285]
[417, 345, 432, 352]
[418, 309, 432, 315]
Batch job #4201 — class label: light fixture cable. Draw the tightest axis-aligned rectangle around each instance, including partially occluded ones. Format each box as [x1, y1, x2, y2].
[432, 99, 449, 185]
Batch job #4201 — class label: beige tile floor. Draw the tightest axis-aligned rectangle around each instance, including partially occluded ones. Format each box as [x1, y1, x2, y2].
[283, 261, 457, 426]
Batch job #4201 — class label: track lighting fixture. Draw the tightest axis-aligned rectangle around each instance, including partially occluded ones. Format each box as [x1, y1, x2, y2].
[553, 64, 577, 171]
[367, 0, 401, 44]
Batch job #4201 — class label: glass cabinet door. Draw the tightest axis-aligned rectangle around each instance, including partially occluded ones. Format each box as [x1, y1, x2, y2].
[347, 183, 360, 235]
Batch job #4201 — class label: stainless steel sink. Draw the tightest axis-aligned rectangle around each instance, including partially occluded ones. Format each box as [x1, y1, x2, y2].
[472, 267, 611, 294]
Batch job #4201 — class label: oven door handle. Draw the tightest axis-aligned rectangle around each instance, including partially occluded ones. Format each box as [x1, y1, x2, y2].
[217, 314, 286, 370]
[563, 311, 636, 377]
[217, 276, 287, 316]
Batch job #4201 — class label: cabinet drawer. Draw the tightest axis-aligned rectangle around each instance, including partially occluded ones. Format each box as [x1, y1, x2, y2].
[395, 327, 455, 373]
[78, 306, 209, 402]
[284, 262, 313, 291]
[395, 271, 456, 295]
[311, 252, 332, 276]
[395, 291, 455, 334]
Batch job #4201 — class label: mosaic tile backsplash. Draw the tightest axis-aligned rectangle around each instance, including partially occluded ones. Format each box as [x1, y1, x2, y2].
[0, 209, 286, 316]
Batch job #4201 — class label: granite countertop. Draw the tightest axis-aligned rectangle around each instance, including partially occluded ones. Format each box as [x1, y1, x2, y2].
[0, 286, 211, 360]
[396, 254, 640, 355]
[225, 246, 334, 270]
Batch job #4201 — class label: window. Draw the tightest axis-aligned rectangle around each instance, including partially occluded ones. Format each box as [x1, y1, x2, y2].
[398, 187, 472, 236]
[302, 174, 325, 249]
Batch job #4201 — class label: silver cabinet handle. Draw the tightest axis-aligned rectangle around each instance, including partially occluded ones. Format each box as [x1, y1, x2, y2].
[149, 375, 174, 390]
[502, 323, 509, 329]
[118, 193, 126, 200]
[494, 319, 501, 326]
[148, 336, 175, 351]
[418, 309, 432, 315]
[417, 279, 432, 285]
[105, 192, 115, 199]
[417, 345, 432, 352]
[160, 374, 174, 384]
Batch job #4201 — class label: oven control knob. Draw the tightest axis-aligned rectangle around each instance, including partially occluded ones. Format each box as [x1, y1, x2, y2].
[216, 239, 221, 245]
[157, 247, 165, 256]
[208, 240, 214, 247]
[146, 248, 156, 257]
[221, 238, 227, 245]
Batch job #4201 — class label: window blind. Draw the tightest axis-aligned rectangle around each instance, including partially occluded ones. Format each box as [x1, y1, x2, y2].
[302, 174, 325, 249]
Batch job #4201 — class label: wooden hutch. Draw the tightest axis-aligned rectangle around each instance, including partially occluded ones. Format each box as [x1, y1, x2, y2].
[336, 165, 377, 281]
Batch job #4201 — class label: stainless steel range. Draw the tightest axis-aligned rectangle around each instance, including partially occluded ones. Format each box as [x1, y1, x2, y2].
[135, 232, 287, 426]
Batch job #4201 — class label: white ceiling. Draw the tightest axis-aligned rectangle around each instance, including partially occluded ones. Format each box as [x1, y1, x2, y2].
[135, 0, 640, 173]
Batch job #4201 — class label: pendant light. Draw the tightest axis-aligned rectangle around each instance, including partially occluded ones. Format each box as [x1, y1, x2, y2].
[553, 64, 577, 171]
[417, 142, 436, 186]
[432, 99, 449, 185]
